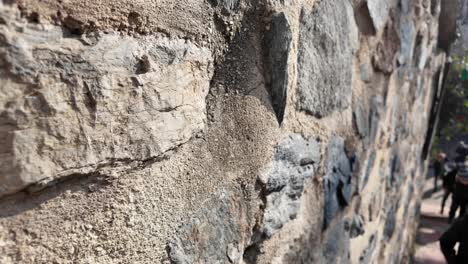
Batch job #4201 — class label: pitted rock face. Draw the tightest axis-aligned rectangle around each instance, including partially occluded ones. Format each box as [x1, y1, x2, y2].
[0, 0, 452, 263]
[0, 12, 213, 196]
[167, 188, 254, 264]
[386, 153, 402, 191]
[297, 0, 358, 118]
[261, 134, 320, 237]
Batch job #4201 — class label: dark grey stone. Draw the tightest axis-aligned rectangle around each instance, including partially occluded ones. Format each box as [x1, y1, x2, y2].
[262, 134, 321, 237]
[386, 153, 401, 191]
[323, 136, 353, 229]
[296, 0, 357, 118]
[167, 188, 253, 264]
[264, 13, 292, 124]
[384, 205, 396, 240]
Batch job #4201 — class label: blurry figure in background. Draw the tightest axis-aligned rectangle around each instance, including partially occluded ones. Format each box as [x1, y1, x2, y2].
[441, 161, 458, 215]
[456, 141, 468, 157]
[448, 142, 468, 223]
[433, 152, 447, 192]
[440, 214, 468, 264]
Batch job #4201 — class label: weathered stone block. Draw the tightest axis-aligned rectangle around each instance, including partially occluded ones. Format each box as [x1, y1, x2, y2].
[261, 134, 320, 237]
[383, 205, 396, 240]
[168, 188, 253, 264]
[297, 0, 357, 118]
[0, 13, 213, 196]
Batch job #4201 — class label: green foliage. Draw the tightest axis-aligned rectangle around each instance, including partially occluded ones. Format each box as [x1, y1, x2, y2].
[437, 54, 468, 142]
[431, 48, 468, 156]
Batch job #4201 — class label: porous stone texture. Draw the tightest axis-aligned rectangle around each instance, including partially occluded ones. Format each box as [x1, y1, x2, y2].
[211, 0, 240, 12]
[260, 134, 320, 237]
[0, 5, 214, 196]
[167, 187, 255, 264]
[296, 0, 358, 118]
[0, 0, 452, 263]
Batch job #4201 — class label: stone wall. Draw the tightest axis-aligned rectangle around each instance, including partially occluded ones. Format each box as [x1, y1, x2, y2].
[0, 0, 448, 263]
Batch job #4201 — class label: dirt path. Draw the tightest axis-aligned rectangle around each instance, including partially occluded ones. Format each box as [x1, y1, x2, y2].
[413, 176, 450, 264]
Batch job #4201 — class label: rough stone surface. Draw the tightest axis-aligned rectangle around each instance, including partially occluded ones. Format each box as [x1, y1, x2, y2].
[260, 134, 320, 237]
[372, 21, 401, 74]
[11, 0, 217, 39]
[167, 187, 254, 264]
[323, 219, 351, 264]
[297, 0, 358, 118]
[0, 6, 213, 196]
[0, 0, 451, 263]
[211, 0, 240, 11]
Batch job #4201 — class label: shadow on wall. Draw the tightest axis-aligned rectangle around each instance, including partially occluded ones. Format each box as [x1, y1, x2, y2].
[207, 2, 282, 125]
[437, 0, 459, 53]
